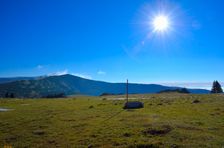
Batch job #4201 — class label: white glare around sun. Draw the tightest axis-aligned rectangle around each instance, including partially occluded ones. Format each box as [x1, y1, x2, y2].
[153, 15, 169, 32]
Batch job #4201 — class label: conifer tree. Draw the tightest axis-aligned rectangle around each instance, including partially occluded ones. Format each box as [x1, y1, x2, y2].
[211, 80, 223, 93]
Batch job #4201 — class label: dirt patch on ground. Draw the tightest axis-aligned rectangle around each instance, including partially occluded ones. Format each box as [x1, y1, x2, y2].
[89, 105, 94, 109]
[143, 125, 173, 136]
[32, 129, 45, 135]
[192, 99, 200, 104]
[123, 132, 132, 137]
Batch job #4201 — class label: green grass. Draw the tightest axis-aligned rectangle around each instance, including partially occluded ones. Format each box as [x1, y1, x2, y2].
[0, 94, 224, 147]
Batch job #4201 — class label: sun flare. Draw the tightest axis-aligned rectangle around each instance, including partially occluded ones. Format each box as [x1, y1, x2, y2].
[153, 15, 170, 32]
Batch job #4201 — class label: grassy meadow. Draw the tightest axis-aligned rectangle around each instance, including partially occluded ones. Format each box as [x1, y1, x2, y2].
[0, 94, 224, 147]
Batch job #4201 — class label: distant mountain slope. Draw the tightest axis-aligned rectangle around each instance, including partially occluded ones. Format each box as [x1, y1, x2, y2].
[0, 74, 209, 98]
[0, 77, 39, 84]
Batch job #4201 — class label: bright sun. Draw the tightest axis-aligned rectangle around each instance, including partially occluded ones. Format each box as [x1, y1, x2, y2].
[153, 15, 170, 32]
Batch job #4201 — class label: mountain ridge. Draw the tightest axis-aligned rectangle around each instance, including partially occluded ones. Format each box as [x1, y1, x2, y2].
[0, 74, 209, 98]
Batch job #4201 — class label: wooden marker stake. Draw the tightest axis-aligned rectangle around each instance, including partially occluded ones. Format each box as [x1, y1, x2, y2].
[126, 79, 128, 103]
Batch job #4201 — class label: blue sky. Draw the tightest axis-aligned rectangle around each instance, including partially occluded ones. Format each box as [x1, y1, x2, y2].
[0, 0, 224, 88]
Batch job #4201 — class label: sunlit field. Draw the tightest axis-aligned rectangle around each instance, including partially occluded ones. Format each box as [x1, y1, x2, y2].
[0, 94, 224, 147]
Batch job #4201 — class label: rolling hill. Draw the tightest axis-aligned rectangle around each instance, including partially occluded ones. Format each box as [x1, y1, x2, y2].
[0, 74, 209, 98]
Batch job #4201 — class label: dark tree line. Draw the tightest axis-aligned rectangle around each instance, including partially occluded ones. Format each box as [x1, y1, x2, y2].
[42, 93, 66, 98]
[211, 80, 223, 93]
[4, 92, 15, 98]
[159, 88, 190, 94]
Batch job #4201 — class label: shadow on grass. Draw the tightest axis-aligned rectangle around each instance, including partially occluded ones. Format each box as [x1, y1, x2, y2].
[102, 109, 125, 123]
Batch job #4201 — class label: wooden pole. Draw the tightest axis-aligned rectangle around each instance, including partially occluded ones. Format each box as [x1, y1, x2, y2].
[126, 79, 128, 103]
